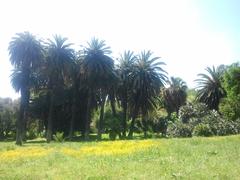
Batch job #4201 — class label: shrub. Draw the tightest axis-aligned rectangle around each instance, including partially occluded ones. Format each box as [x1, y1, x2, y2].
[167, 121, 193, 137]
[53, 132, 64, 142]
[193, 123, 213, 137]
[151, 117, 168, 136]
[179, 103, 209, 123]
[26, 130, 38, 140]
[109, 130, 117, 140]
[0, 109, 16, 139]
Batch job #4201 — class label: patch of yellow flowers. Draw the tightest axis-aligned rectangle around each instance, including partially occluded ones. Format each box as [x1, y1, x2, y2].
[62, 140, 157, 157]
[0, 147, 53, 161]
[0, 140, 157, 161]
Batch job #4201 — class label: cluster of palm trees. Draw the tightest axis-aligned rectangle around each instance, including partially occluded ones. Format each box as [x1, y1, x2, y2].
[8, 32, 225, 145]
[9, 32, 170, 145]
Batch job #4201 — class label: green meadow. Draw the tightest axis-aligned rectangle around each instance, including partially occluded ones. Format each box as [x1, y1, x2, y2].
[1, 135, 240, 179]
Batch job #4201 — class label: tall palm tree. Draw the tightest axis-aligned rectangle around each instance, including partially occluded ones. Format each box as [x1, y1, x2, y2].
[128, 50, 167, 138]
[45, 35, 74, 143]
[162, 77, 187, 117]
[68, 56, 82, 140]
[8, 32, 43, 145]
[81, 38, 115, 140]
[117, 50, 136, 137]
[195, 66, 226, 111]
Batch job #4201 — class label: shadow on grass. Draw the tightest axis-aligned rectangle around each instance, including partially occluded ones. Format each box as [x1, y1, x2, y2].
[1, 133, 167, 145]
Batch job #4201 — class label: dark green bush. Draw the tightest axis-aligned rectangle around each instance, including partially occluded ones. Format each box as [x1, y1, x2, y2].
[179, 103, 209, 123]
[193, 123, 213, 137]
[167, 121, 193, 137]
[169, 103, 240, 137]
[151, 117, 168, 136]
[0, 109, 16, 139]
[53, 132, 65, 142]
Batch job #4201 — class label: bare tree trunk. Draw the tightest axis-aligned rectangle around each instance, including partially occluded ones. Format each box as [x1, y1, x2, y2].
[97, 95, 106, 140]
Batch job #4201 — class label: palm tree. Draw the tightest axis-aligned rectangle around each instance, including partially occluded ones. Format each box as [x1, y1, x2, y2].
[81, 38, 115, 140]
[68, 56, 82, 140]
[45, 35, 74, 143]
[116, 50, 136, 137]
[195, 66, 226, 111]
[8, 32, 43, 145]
[162, 77, 187, 117]
[128, 50, 167, 138]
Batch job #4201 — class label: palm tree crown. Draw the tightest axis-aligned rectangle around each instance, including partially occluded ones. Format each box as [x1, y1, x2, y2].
[9, 32, 43, 69]
[195, 66, 226, 110]
[162, 77, 187, 116]
[130, 50, 167, 115]
[81, 38, 115, 89]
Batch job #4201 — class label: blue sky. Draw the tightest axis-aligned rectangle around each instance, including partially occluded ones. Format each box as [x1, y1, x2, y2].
[0, 0, 239, 99]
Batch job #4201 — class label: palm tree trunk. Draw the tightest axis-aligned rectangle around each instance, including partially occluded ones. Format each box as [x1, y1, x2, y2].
[128, 106, 139, 138]
[46, 91, 54, 143]
[97, 95, 106, 140]
[142, 113, 147, 138]
[69, 84, 78, 140]
[16, 99, 24, 145]
[122, 99, 127, 138]
[84, 90, 92, 141]
[109, 93, 116, 117]
[22, 90, 30, 142]
[16, 88, 28, 145]
[69, 101, 76, 140]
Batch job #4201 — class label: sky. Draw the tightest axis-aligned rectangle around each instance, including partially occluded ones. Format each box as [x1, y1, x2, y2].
[0, 0, 240, 99]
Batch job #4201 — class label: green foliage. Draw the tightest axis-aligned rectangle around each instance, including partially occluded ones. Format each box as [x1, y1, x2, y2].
[187, 89, 197, 103]
[167, 121, 193, 137]
[193, 123, 213, 137]
[26, 122, 39, 140]
[195, 66, 226, 110]
[0, 98, 18, 139]
[178, 103, 209, 123]
[0, 109, 16, 139]
[53, 132, 65, 142]
[104, 110, 122, 137]
[93, 105, 122, 139]
[6, 32, 240, 144]
[220, 63, 240, 121]
[161, 77, 187, 115]
[169, 103, 240, 137]
[151, 117, 168, 136]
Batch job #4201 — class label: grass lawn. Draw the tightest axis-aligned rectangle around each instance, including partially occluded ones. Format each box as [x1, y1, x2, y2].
[0, 135, 240, 179]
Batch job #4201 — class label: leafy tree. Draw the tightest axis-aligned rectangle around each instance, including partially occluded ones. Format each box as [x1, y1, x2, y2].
[128, 50, 167, 137]
[220, 63, 240, 120]
[195, 66, 226, 111]
[0, 98, 18, 139]
[8, 32, 43, 145]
